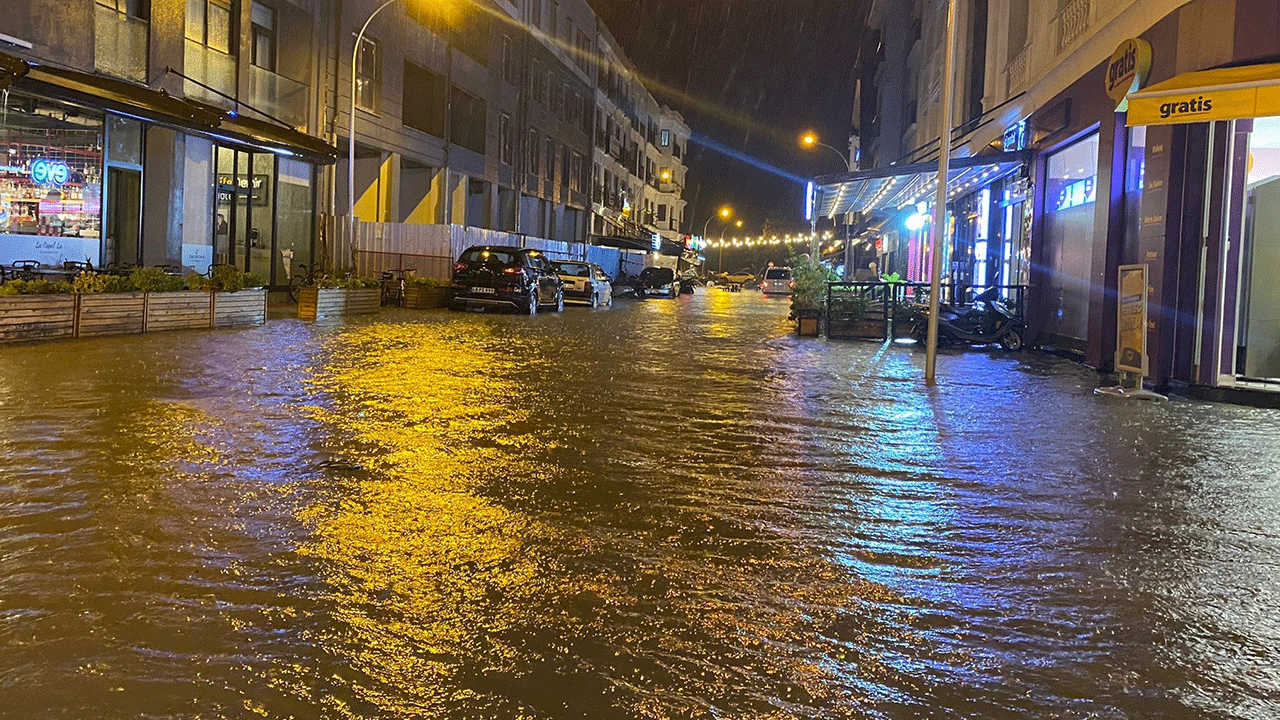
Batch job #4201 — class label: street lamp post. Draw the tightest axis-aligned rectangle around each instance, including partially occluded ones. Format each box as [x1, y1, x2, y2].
[925, 0, 957, 386]
[349, 0, 399, 242]
[800, 133, 852, 173]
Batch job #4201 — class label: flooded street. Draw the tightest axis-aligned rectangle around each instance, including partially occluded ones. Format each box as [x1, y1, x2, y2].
[1, 291, 1279, 719]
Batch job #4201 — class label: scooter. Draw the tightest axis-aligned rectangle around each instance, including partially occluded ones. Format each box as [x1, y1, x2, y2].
[907, 287, 1025, 351]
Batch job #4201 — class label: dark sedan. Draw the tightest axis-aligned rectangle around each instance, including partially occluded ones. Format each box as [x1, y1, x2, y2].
[450, 246, 564, 314]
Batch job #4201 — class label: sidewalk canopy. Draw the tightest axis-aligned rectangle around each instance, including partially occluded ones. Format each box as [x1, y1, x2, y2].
[0, 52, 28, 90]
[1127, 62, 1280, 126]
[813, 152, 1025, 219]
[19, 63, 223, 130]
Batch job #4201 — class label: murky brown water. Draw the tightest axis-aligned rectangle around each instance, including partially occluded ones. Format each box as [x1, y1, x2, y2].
[1, 291, 1279, 719]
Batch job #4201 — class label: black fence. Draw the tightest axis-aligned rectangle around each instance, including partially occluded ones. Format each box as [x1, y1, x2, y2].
[825, 282, 1028, 341]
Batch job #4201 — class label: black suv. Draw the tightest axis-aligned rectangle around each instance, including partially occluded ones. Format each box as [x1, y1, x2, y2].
[451, 245, 565, 314]
[637, 266, 679, 298]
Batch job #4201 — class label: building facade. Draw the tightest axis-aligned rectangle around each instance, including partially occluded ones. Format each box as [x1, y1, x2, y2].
[0, 0, 690, 286]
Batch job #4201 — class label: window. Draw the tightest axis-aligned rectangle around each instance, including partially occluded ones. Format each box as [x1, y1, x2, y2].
[561, 146, 571, 187]
[546, 138, 556, 182]
[354, 36, 379, 112]
[531, 0, 542, 29]
[673, 142, 682, 159]
[660, 129, 670, 147]
[185, 0, 231, 53]
[532, 60, 544, 105]
[502, 35, 515, 84]
[98, 0, 149, 18]
[403, 61, 446, 137]
[657, 204, 667, 221]
[570, 151, 582, 192]
[528, 128, 541, 175]
[250, 1, 276, 71]
[552, 77, 563, 118]
[499, 113, 512, 165]
[454, 7, 489, 66]
[449, 86, 487, 154]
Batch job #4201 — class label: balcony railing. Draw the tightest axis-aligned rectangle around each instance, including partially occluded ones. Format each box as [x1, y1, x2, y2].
[1006, 45, 1029, 94]
[247, 65, 309, 130]
[1055, 0, 1095, 54]
[183, 40, 237, 109]
[94, 6, 147, 82]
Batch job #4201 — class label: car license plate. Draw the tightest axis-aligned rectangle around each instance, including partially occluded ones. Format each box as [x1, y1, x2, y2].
[471, 287, 495, 294]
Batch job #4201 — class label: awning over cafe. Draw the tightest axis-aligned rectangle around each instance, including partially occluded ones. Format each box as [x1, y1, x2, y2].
[1127, 62, 1280, 126]
[813, 151, 1026, 219]
[18, 62, 223, 130]
[195, 106, 340, 164]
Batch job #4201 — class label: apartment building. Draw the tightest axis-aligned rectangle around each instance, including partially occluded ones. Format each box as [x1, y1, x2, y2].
[829, 0, 1280, 403]
[591, 23, 691, 257]
[0, 0, 690, 286]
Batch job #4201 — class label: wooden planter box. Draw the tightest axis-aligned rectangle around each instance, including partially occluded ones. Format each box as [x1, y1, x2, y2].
[795, 308, 822, 337]
[78, 292, 146, 337]
[404, 285, 451, 309]
[213, 288, 267, 328]
[0, 295, 77, 343]
[298, 286, 382, 320]
[145, 291, 213, 332]
[827, 315, 887, 340]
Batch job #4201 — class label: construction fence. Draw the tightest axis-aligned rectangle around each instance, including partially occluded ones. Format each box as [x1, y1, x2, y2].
[321, 217, 648, 281]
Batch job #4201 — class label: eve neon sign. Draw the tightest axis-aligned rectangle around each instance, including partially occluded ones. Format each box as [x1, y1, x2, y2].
[30, 159, 70, 186]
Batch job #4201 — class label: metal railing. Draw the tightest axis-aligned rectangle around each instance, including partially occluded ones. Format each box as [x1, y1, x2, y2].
[1006, 45, 1030, 94]
[825, 282, 1028, 341]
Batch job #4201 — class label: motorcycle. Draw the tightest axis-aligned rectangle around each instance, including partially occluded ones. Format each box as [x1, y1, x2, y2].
[907, 287, 1025, 351]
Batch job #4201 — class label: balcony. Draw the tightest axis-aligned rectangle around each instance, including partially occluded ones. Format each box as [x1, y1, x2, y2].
[1054, 0, 1095, 54]
[1006, 45, 1029, 95]
[247, 65, 310, 130]
[183, 40, 237, 109]
[94, 6, 147, 82]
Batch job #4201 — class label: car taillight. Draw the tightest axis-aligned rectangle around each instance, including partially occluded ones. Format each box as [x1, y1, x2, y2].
[503, 266, 524, 276]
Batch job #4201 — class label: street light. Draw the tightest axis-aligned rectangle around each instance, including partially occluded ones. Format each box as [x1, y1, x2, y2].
[800, 132, 851, 172]
[701, 205, 732, 238]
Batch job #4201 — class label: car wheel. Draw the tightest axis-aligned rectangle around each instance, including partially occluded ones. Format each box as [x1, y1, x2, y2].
[526, 290, 538, 315]
[554, 290, 565, 312]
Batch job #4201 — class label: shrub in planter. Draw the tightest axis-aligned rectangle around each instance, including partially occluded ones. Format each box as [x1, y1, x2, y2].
[788, 253, 835, 334]
[404, 277, 453, 309]
[0, 279, 73, 296]
[129, 267, 185, 293]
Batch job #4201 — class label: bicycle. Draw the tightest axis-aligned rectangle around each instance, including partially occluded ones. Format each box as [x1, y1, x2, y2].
[288, 262, 322, 303]
[380, 268, 415, 307]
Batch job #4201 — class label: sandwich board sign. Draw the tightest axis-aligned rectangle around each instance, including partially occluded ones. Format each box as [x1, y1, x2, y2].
[1097, 264, 1167, 400]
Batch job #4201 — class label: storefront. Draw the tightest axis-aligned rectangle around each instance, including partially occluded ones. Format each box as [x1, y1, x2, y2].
[0, 51, 335, 287]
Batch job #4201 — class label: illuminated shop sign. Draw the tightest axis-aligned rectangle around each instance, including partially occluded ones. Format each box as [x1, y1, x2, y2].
[30, 159, 70, 186]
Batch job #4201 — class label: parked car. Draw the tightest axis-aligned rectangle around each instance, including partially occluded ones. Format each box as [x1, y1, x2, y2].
[638, 266, 679, 298]
[554, 260, 613, 307]
[760, 266, 794, 295]
[721, 268, 756, 286]
[450, 245, 564, 314]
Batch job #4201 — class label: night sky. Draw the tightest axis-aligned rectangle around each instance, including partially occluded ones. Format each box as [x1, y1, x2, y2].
[588, 0, 867, 239]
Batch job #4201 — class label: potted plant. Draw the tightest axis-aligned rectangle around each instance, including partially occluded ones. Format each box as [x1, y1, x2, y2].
[403, 277, 453, 309]
[788, 254, 834, 337]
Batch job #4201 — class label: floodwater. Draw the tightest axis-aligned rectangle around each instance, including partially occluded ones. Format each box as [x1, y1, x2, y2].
[1, 291, 1279, 719]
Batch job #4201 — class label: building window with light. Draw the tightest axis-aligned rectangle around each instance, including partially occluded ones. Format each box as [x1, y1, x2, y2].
[660, 129, 670, 147]
[354, 36, 379, 112]
[250, 1, 276, 72]
[185, 0, 232, 53]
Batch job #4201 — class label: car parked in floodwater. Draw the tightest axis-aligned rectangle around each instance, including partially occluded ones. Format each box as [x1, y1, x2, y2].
[761, 266, 794, 296]
[450, 246, 564, 314]
[554, 260, 613, 307]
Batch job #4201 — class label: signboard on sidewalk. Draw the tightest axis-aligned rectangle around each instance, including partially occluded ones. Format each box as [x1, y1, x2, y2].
[1116, 264, 1149, 375]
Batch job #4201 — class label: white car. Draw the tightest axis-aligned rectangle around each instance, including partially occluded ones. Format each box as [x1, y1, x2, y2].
[554, 260, 613, 307]
[760, 266, 794, 295]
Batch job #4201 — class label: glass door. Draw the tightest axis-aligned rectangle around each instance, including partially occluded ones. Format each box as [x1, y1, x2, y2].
[103, 166, 141, 266]
[1233, 116, 1280, 382]
[214, 146, 275, 280]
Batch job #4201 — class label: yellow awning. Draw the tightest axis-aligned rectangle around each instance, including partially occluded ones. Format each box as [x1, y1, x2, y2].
[1127, 63, 1280, 126]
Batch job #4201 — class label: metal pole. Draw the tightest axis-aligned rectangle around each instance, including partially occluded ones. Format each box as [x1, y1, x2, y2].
[816, 141, 851, 172]
[925, 0, 956, 386]
[349, 0, 398, 239]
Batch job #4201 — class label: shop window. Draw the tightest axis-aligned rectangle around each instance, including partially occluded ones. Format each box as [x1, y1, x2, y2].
[107, 116, 143, 167]
[403, 61, 445, 136]
[0, 93, 104, 266]
[1041, 132, 1100, 349]
[275, 158, 314, 287]
[1235, 116, 1280, 379]
[354, 37, 380, 112]
[250, 2, 276, 72]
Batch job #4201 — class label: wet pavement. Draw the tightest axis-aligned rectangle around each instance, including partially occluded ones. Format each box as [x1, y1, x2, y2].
[1, 290, 1279, 719]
